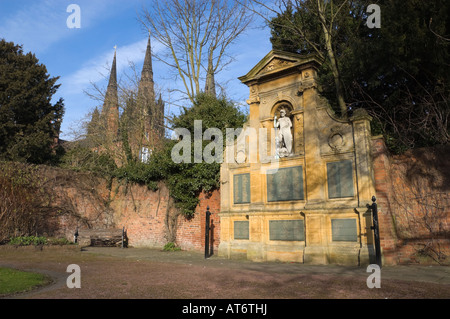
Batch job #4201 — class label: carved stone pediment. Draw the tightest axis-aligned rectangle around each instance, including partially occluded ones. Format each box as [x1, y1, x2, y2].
[238, 50, 323, 85]
[260, 58, 294, 74]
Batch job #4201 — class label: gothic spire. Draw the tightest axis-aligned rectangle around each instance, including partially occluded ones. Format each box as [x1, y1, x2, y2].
[140, 35, 154, 84]
[137, 33, 164, 143]
[107, 46, 118, 90]
[102, 47, 119, 137]
[138, 34, 156, 111]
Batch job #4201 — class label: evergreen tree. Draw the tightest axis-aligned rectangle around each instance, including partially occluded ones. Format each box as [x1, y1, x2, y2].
[344, 0, 450, 151]
[0, 39, 65, 163]
[269, 0, 449, 152]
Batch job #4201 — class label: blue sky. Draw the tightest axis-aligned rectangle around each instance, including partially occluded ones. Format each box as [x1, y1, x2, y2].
[0, 0, 273, 140]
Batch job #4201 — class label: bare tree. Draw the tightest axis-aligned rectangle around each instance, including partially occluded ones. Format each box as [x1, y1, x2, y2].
[139, 0, 253, 103]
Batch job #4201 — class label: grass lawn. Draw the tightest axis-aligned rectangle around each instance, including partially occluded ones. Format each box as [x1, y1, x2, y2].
[0, 267, 51, 296]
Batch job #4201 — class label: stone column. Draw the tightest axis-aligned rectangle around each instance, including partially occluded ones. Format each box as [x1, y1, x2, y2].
[350, 109, 376, 206]
[302, 69, 325, 206]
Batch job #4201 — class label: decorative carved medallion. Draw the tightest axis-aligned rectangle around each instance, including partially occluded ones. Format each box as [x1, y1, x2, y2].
[235, 150, 247, 164]
[328, 127, 345, 152]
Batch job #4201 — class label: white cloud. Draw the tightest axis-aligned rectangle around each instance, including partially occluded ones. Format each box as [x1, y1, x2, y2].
[0, 0, 69, 53]
[60, 37, 156, 95]
[0, 0, 133, 54]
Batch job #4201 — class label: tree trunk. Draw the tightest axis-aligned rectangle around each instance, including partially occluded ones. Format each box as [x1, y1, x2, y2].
[318, 1, 347, 116]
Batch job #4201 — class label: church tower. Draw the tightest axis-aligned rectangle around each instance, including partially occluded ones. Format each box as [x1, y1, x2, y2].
[101, 47, 119, 140]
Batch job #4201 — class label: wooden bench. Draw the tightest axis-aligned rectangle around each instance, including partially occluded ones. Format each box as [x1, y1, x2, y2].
[76, 228, 127, 248]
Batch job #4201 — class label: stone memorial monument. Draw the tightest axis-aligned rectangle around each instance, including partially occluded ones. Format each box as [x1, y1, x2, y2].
[218, 50, 377, 265]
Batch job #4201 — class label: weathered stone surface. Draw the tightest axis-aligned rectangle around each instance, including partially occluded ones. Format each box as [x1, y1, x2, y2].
[220, 50, 376, 265]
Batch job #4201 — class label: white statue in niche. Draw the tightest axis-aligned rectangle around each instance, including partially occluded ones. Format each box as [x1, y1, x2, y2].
[274, 108, 293, 157]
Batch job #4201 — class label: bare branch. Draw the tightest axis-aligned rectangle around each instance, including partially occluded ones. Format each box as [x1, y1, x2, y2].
[139, 0, 253, 102]
[429, 18, 450, 42]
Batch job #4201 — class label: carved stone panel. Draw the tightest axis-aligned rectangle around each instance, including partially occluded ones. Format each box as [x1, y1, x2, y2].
[326, 160, 354, 198]
[331, 219, 357, 242]
[269, 220, 305, 241]
[267, 166, 304, 202]
[234, 221, 249, 240]
[233, 173, 250, 204]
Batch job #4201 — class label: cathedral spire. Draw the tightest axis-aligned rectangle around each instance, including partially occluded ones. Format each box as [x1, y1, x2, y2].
[137, 33, 164, 146]
[141, 34, 154, 85]
[138, 34, 156, 115]
[107, 47, 118, 90]
[102, 46, 119, 138]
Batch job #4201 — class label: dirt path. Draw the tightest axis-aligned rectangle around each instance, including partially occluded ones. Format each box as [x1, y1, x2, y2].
[0, 246, 449, 300]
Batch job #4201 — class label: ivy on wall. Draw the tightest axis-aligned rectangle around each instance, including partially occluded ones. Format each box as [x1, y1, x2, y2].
[114, 93, 247, 217]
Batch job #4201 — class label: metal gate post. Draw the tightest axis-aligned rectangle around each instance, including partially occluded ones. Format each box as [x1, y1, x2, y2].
[121, 226, 125, 249]
[370, 196, 382, 268]
[205, 206, 211, 259]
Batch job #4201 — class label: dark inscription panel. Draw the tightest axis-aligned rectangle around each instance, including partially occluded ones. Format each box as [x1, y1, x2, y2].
[327, 160, 355, 199]
[331, 219, 357, 242]
[233, 173, 250, 204]
[267, 166, 304, 202]
[269, 220, 305, 241]
[234, 221, 249, 240]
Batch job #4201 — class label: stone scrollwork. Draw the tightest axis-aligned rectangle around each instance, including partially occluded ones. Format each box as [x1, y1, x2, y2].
[246, 95, 260, 105]
[297, 80, 317, 95]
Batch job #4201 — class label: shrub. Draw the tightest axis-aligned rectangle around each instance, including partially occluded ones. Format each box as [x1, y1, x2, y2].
[163, 242, 181, 251]
[8, 236, 74, 246]
[9, 236, 48, 246]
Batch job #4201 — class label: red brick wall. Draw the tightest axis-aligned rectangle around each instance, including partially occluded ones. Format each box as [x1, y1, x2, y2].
[176, 190, 221, 253]
[109, 181, 172, 248]
[371, 137, 450, 265]
[45, 168, 221, 253]
[108, 180, 220, 252]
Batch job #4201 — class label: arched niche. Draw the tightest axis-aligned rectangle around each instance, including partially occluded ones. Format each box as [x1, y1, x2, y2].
[271, 101, 295, 157]
[271, 100, 294, 119]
